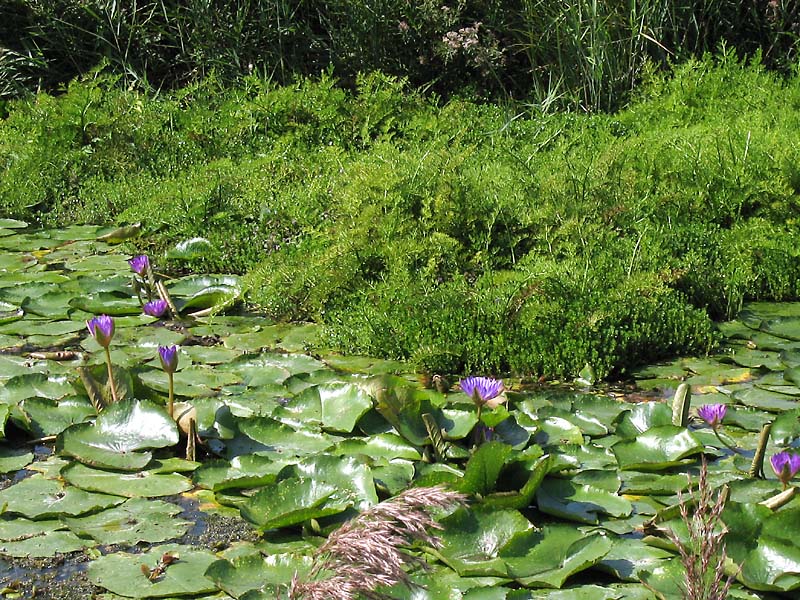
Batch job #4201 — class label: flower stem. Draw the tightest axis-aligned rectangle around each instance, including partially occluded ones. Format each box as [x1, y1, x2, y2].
[104, 346, 119, 403]
[473, 403, 484, 447]
[712, 426, 741, 454]
[167, 372, 174, 419]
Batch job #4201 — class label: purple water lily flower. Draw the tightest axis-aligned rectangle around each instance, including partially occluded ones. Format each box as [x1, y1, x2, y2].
[459, 376, 505, 408]
[771, 451, 800, 488]
[159, 345, 179, 374]
[143, 299, 169, 318]
[697, 404, 726, 429]
[86, 315, 115, 348]
[129, 255, 150, 276]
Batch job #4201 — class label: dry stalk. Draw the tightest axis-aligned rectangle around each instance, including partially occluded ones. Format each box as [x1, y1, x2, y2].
[666, 457, 735, 600]
[287, 486, 466, 600]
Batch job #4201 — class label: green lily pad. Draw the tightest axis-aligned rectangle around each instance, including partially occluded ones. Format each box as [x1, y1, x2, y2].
[88, 544, 219, 597]
[613, 426, 704, 471]
[0, 372, 75, 405]
[732, 386, 800, 412]
[333, 433, 422, 460]
[62, 498, 192, 544]
[205, 552, 313, 598]
[0, 219, 28, 229]
[459, 441, 514, 496]
[69, 293, 143, 315]
[61, 462, 194, 498]
[167, 274, 241, 310]
[0, 301, 23, 324]
[723, 501, 800, 592]
[535, 478, 633, 524]
[20, 395, 95, 437]
[57, 398, 179, 470]
[597, 536, 673, 581]
[0, 474, 124, 519]
[238, 417, 337, 457]
[239, 477, 341, 530]
[502, 525, 614, 588]
[193, 455, 289, 492]
[165, 237, 214, 260]
[0, 445, 34, 473]
[613, 403, 674, 439]
[437, 508, 534, 576]
[0, 522, 91, 557]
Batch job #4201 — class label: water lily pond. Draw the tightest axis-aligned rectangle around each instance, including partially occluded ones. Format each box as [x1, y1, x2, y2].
[2, 221, 800, 599]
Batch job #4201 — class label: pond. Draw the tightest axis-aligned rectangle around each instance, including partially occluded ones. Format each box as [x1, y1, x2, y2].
[0, 220, 799, 599]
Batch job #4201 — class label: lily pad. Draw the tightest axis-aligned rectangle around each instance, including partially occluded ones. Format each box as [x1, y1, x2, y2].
[502, 525, 614, 588]
[62, 498, 192, 544]
[88, 544, 219, 598]
[535, 478, 633, 524]
[613, 426, 704, 471]
[0, 474, 123, 519]
[239, 477, 342, 530]
[57, 398, 179, 470]
[61, 462, 194, 498]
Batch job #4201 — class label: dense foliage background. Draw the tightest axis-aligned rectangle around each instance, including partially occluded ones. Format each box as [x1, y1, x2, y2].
[2, 2, 800, 379]
[3, 0, 800, 110]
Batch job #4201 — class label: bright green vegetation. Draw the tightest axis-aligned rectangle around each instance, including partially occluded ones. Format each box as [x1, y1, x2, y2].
[3, 224, 800, 598]
[3, 55, 800, 378]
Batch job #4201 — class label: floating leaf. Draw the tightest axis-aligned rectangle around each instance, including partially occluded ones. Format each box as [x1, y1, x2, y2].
[57, 398, 179, 470]
[88, 544, 219, 597]
[206, 552, 313, 598]
[239, 477, 341, 530]
[613, 426, 704, 471]
[0, 445, 33, 473]
[535, 478, 633, 524]
[0, 474, 123, 519]
[502, 525, 614, 588]
[436, 508, 534, 576]
[62, 498, 191, 544]
[61, 462, 193, 498]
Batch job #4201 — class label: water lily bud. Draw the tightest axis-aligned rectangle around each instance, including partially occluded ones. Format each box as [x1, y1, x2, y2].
[143, 299, 169, 318]
[128, 255, 150, 276]
[771, 451, 800, 487]
[159, 345, 179, 374]
[86, 315, 115, 348]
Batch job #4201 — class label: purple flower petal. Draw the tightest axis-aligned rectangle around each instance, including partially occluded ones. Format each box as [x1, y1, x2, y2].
[128, 255, 150, 275]
[158, 345, 179, 374]
[86, 315, 115, 348]
[771, 450, 800, 486]
[697, 404, 726, 428]
[143, 299, 169, 318]
[459, 376, 504, 406]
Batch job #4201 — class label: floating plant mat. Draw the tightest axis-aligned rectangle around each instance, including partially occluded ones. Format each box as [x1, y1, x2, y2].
[2, 224, 800, 599]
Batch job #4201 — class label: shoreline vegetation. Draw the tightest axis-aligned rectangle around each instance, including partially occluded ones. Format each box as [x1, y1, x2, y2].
[2, 2, 800, 380]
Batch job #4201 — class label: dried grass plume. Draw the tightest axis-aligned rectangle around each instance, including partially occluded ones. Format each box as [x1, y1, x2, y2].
[287, 485, 466, 600]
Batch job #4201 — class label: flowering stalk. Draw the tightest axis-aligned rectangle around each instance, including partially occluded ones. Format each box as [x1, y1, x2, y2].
[159, 345, 179, 418]
[696, 404, 739, 454]
[665, 457, 735, 600]
[87, 315, 118, 403]
[459, 376, 505, 445]
[129, 254, 154, 303]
